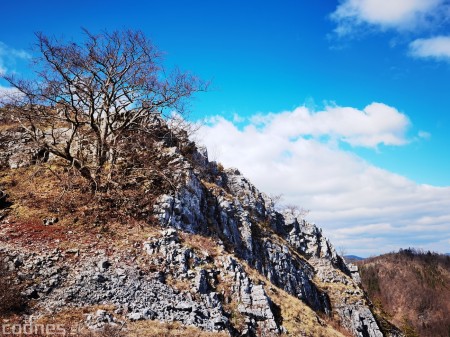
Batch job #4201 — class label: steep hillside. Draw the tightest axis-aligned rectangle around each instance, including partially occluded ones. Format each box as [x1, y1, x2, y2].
[0, 115, 396, 337]
[357, 249, 450, 337]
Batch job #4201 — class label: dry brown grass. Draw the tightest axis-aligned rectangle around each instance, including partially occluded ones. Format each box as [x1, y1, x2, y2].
[165, 274, 193, 293]
[0, 166, 61, 222]
[201, 180, 233, 202]
[34, 304, 116, 324]
[128, 321, 228, 337]
[0, 123, 20, 132]
[265, 286, 350, 337]
[0, 110, 20, 131]
[0, 163, 167, 255]
[179, 232, 224, 258]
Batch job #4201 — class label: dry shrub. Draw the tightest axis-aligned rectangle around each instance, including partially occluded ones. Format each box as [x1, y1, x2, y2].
[180, 232, 222, 258]
[93, 325, 127, 337]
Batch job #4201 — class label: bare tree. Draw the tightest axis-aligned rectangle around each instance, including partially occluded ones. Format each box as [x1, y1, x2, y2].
[269, 193, 283, 210]
[338, 246, 347, 258]
[1, 29, 205, 190]
[283, 204, 310, 219]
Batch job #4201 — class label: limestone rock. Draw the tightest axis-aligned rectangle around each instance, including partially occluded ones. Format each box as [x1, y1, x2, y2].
[348, 263, 362, 284]
[0, 120, 390, 337]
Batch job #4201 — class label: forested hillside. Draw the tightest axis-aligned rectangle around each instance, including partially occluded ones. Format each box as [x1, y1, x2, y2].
[357, 249, 450, 337]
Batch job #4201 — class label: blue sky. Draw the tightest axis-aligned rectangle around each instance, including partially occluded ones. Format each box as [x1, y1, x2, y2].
[1, 0, 450, 256]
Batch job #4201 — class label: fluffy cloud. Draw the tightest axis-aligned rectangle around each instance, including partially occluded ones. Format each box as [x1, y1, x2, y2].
[409, 36, 450, 60]
[198, 104, 450, 257]
[331, 0, 446, 35]
[248, 103, 410, 148]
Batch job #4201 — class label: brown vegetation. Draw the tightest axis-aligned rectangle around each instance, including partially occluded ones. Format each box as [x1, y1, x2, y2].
[128, 321, 228, 337]
[357, 248, 450, 337]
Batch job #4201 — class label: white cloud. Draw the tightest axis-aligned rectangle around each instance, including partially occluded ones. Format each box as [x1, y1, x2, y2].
[0, 85, 22, 104]
[409, 35, 450, 60]
[331, 0, 447, 35]
[198, 104, 450, 257]
[233, 113, 244, 123]
[0, 84, 24, 106]
[0, 41, 31, 75]
[248, 102, 410, 148]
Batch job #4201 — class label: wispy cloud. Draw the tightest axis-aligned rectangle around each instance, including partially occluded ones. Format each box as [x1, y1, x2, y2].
[198, 104, 450, 256]
[0, 41, 31, 75]
[331, 0, 447, 36]
[409, 35, 450, 60]
[418, 130, 431, 139]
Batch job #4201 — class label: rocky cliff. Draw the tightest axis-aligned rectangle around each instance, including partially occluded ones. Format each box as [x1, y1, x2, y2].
[0, 121, 399, 337]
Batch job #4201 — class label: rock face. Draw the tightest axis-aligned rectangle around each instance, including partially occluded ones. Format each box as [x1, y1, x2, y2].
[0, 122, 393, 337]
[150, 148, 386, 336]
[338, 306, 383, 337]
[348, 263, 362, 285]
[0, 127, 47, 169]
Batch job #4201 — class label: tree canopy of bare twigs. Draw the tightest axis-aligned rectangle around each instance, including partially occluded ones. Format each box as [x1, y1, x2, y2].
[1, 29, 206, 190]
[283, 204, 310, 219]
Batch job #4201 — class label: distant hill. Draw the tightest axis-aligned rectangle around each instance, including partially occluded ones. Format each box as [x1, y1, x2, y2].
[356, 248, 450, 337]
[344, 255, 365, 262]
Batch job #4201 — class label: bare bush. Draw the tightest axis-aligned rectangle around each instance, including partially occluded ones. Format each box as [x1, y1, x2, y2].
[283, 204, 310, 219]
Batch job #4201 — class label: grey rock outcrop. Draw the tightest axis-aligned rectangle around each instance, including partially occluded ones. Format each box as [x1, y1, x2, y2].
[348, 263, 362, 284]
[153, 168, 332, 315]
[312, 258, 384, 337]
[223, 256, 281, 335]
[0, 120, 389, 337]
[2, 246, 230, 333]
[150, 143, 385, 336]
[0, 127, 46, 169]
[338, 305, 384, 337]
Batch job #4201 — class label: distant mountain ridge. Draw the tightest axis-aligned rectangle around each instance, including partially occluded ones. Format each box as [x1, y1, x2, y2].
[344, 255, 365, 261]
